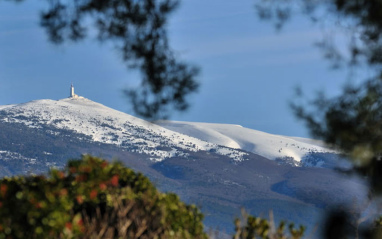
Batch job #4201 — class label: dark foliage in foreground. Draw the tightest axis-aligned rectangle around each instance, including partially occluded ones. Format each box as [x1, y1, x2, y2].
[233, 210, 305, 239]
[0, 155, 207, 238]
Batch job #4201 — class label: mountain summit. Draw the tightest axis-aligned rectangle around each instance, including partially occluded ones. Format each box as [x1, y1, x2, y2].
[0, 97, 247, 163]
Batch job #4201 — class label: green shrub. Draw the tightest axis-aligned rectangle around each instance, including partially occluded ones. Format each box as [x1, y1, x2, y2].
[233, 210, 305, 239]
[0, 155, 207, 239]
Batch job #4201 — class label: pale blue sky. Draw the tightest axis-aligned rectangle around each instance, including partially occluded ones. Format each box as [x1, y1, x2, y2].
[0, 0, 356, 137]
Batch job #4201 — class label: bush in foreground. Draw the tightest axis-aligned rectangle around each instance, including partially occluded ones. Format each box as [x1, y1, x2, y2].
[233, 210, 305, 239]
[0, 155, 207, 239]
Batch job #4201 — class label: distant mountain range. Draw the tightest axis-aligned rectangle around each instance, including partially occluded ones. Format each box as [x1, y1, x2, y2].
[0, 97, 366, 235]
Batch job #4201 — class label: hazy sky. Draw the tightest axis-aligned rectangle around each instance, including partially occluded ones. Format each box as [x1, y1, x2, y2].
[0, 0, 356, 137]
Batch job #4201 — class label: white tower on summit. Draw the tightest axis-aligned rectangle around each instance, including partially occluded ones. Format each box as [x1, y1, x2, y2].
[69, 83, 79, 98]
[70, 83, 75, 98]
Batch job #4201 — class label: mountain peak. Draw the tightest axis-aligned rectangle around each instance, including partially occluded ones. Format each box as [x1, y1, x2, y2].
[0, 98, 248, 162]
[58, 97, 108, 109]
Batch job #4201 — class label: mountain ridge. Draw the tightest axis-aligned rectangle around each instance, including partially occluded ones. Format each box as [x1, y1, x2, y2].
[0, 97, 337, 167]
[155, 120, 337, 165]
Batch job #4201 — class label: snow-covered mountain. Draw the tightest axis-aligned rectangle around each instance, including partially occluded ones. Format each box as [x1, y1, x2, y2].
[156, 121, 335, 164]
[0, 97, 339, 167]
[0, 97, 247, 162]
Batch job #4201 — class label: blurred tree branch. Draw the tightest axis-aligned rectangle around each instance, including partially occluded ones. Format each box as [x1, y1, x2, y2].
[4, 0, 199, 119]
[256, 0, 382, 193]
[256, 1, 382, 237]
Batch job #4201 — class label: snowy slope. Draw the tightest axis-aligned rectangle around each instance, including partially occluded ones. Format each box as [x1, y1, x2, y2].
[0, 97, 247, 162]
[156, 121, 335, 163]
[0, 104, 14, 110]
